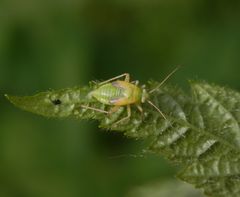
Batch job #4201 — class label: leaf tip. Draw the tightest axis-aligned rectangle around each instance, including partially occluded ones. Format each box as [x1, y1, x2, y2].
[4, 94, 9, 99]
[4, 94, 22, 108]
[4, 94, 14, 103]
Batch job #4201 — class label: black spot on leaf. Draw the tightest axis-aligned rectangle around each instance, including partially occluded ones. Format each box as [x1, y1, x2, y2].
[52, 99, 61, 105]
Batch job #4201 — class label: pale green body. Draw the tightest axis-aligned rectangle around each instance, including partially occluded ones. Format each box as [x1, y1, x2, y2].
[84, 68, 178, 122]
[89, 80, 143, 106]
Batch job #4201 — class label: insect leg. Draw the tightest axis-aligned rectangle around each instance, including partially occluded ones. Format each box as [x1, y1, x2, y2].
[81, 105, 108, 114]
[124, 73, 130, 82]
[136, 104, 143, 113]
[131, 80, 139, 85]
[114, 105, 131, 125]
[136, 104, 144, 120]
[99, 73, 130, 85]
[108, 106, 121, 114]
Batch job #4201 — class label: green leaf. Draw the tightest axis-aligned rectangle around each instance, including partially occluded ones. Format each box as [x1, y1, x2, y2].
[5, 81, 240, 197]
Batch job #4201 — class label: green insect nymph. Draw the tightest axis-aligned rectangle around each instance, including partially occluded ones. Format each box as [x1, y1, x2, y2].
[81, 67, 180, 125]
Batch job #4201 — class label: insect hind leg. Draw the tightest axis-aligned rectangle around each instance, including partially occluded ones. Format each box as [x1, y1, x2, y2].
[81, 105, 108, 114]
[99, 73, 130, 85]
[113, 105, 131, 125]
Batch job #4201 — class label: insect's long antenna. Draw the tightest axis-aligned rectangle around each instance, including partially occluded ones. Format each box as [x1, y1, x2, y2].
[147, 100, 167, 120]
[149, 65, 181, 94]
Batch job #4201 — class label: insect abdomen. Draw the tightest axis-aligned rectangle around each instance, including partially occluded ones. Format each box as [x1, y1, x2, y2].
[90, 83, 124, 105]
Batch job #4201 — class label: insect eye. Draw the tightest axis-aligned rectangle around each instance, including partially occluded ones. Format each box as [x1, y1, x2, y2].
[51, 99, 62, 105]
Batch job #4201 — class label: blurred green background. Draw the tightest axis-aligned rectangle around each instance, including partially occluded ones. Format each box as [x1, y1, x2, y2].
[1, 1, 240, 196]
